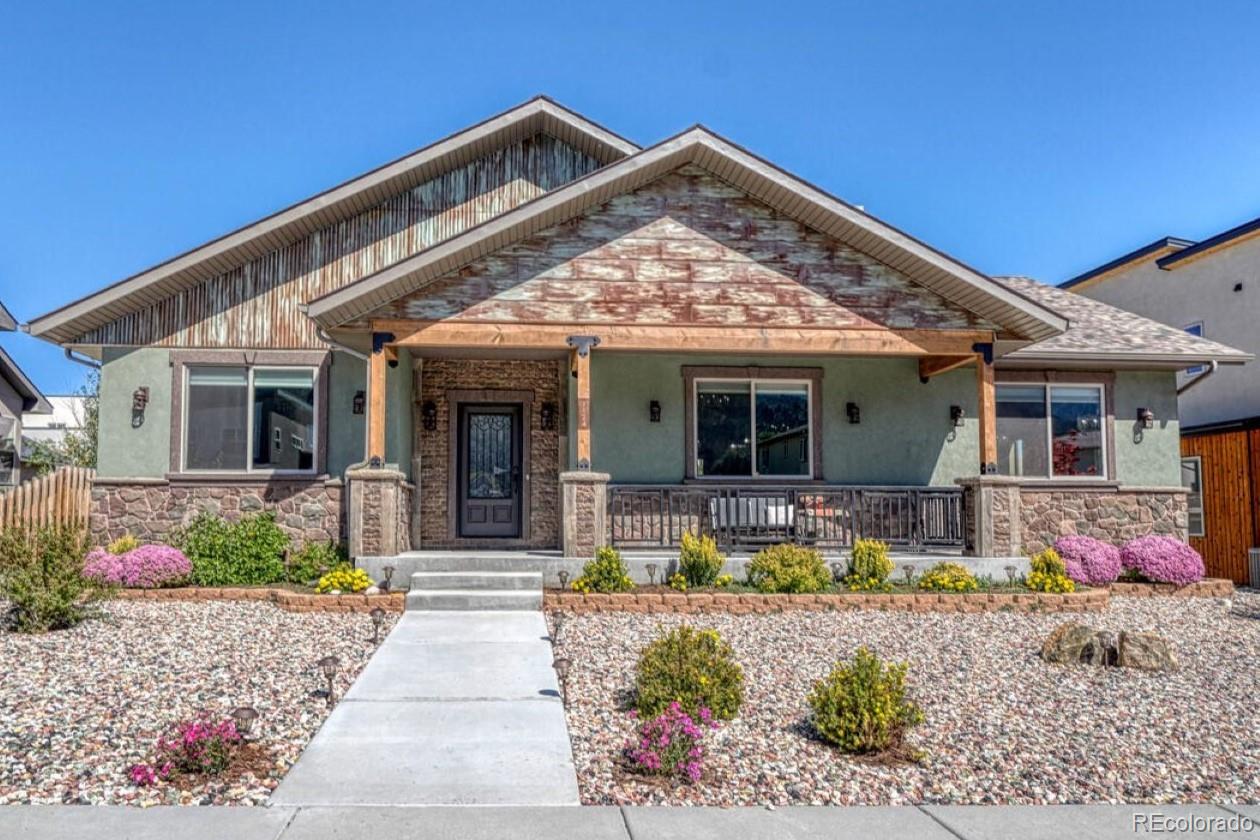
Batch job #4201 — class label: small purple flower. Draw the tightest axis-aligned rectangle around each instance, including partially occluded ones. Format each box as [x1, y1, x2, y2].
[1120, 536, 1205, 586]
[1055, 535, 1122, 586]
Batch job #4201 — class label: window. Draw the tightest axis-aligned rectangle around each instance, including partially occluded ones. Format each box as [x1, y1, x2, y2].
[1181, 456, 1204, 537]
[184, 366, 317, 473]
[0, 450, 14, 485]
[694, 379, 811, 478]
[1183, 323, 1204, 375]
[996, 383, 1106, 478]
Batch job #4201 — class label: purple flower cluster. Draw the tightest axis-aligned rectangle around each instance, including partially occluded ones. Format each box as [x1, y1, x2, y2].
[1120, 535, 1205, 586]
[84, 544, 191, 588]
[1054, 535, 1122, 585]
[625, 701, 717, 783]
[129, 714, 242, 785]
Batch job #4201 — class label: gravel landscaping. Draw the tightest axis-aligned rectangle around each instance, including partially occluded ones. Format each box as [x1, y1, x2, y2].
[556, 591, 1260, 806]
[0, 600, 394, 805]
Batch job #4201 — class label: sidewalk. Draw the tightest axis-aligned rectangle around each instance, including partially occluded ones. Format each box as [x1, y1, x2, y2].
[1, 804, 1256, 839]
[270, 611, 579, 806]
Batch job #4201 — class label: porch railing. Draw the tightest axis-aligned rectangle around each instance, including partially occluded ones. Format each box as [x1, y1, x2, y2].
[608, 484, 964, 551]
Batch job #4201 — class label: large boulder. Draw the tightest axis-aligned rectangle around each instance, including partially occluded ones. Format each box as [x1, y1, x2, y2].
[1041, 622, 1114, 665]
[1117, 632, 1178, 671]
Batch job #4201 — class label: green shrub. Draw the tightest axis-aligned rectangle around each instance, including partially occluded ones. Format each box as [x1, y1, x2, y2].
[746, 543, 831, 593]
[916, 561, 978, 593]
[677, 532, 725, 587]
[106, 534, 140, 555]
[288, 541, 344, 584]
[808, 646, 923, 754]
[635, 624, 744, 720]
[572, 546, 634, 594]
[848, 538, 893, 582]
[1026, 547, 1075, 593]
[316, 564, 373, 594]
[172, 512, 290, 586]
[0, 525, 109, 633]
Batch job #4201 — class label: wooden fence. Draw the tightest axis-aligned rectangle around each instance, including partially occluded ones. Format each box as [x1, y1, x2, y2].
[0, 467, 95, 531]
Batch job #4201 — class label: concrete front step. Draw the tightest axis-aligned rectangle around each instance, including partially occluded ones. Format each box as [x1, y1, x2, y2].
[405, 589, 543, 611]
[409, 570, 542, 591]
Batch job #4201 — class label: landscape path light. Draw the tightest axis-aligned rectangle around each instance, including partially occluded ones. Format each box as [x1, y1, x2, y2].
[318, 655, 340, 707]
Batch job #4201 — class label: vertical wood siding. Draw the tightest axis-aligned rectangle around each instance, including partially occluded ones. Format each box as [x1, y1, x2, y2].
[1181, 430, 1252, 583]
[75, 135, 603, 347]
[364, 166, 996, 332]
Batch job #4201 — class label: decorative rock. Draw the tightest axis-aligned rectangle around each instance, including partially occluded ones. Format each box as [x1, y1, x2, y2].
[1117, 631, 1178, 671]
[1040, 622, 1103, 665]
[364, 586, 381, 596]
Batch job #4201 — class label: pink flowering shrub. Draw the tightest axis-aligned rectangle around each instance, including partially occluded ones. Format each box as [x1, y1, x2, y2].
[84, 544, 191, 589]
[128, 714, 242, 785]
[1054, 535, 1122, 586]
[1119, 535, 1205, 586]
[624, 701, 718, 783]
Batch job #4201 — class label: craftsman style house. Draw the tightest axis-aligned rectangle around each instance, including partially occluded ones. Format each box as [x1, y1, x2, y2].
[24, 98, 1249, 566]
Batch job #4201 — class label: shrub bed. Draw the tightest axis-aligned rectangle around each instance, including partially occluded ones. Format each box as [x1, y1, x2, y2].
[1119, 536, 1206, 586]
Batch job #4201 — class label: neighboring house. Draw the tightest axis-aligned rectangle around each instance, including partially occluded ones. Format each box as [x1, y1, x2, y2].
[1064, 217, 1260, 582]
[0, 300, 53, 489]
[21, 394, 88, 451]
[22, 98, 1250, 575]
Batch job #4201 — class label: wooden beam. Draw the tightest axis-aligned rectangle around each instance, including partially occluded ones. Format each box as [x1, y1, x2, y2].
[918, 354, 974, 381]
[567, 336, 599, 469]
[976, 351, 997, 472]
[374, 319, 990, 357]
[368, 341, 388, 463]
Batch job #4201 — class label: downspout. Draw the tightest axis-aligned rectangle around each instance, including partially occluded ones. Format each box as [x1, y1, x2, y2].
[315, 327, 370, 467]
[1177, 360, 1218, 396]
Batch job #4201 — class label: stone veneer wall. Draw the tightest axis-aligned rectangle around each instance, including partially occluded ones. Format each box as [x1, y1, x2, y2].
[1019, 488, 1188, 554]
[90, 479, 343, 547]
[416, 358, 561, 548]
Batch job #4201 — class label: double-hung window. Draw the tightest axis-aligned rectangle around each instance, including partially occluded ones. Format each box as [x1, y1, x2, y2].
[694, 379, 812, 478]
[996, 383, 1106, 479]
[183, 366, 318, 473]
[1181, 456, 1204, 537]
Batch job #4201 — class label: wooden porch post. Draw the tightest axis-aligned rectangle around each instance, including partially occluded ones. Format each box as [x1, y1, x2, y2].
[566, 335, 600, 470]
[975, 342, 997, 473]
[368, 331, 394, 464]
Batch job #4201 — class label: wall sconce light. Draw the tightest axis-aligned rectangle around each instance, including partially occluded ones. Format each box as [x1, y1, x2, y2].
[422, 401, 438, 431]
[649, 400, 661, 423]
[352, 390, 366, 415]
[1137, 407, 1155, 429]
[846, 402, 861, 424]
[540, 402, 556, 431]
[131, 386, 149, 428]
[950, 405, 965, 428]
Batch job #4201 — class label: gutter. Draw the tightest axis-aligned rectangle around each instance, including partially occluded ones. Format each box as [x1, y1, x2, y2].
[1177, 360, 1218, 396]
[63, 348, 101, 369]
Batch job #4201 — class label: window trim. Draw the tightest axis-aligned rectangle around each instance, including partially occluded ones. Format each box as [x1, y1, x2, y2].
[995, 380, 1110, 481]
[1181, 455, 1205, 537]
[685, 365, 821, 483]
[690, 375, 816, 481]
[180, 364, 321, 476]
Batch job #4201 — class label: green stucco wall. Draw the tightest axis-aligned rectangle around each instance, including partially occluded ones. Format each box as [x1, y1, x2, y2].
[1112, 370, 1181, 487]
[98, 347, 172, 478]
[326, 351, 366, 477]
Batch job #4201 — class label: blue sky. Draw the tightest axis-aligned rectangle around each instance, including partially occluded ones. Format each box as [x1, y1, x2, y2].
[3, 1, 1259, 392]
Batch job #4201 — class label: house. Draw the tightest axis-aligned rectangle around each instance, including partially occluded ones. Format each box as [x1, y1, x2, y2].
[0, 300, 53, 489]
[22, 97, 1250, 573]
[21, 394, 89, 460]
[1063, 217, 1260, 582]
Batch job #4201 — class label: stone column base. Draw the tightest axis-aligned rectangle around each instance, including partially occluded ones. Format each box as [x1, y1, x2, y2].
[956, 475, 1023, 557]
[347, 467, 413, 559]
[559, 471, 610, 559]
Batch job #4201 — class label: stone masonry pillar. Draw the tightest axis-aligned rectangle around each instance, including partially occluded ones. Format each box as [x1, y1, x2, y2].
[956, 475, 1023, 557]
[347, 467, 412, 559]
[560, 471, 610, 559]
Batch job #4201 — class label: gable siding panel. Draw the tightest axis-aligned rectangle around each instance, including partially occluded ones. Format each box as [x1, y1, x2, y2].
[75, 135, 603, 348]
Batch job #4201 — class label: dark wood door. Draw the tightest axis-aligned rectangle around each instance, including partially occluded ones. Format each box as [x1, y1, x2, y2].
[458, 404, 522, 538]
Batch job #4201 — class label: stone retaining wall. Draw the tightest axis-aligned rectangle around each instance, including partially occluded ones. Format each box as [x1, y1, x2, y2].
[544, 589, 1108, 614]
[1020, 487, 1188, 554]
[1109, 578, 1234, 598]
[111, 587, 403, 613]
[90, 479, 343, 547]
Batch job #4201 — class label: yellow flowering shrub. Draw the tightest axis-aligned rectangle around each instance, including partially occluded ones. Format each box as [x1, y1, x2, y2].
[916, 561, 978, 593]
[809, 646, 923, 754]
[316, 564, 373, 594]
[714, 574, 734, 587]
[747, 544, 831, 593]
[668, 572, 688, 591]
[677, 532, 726, 587]
[1026, 548, 1075, 593]
[107, 534, 141, 555]
[635, 624, 744, 720]
[571, 546, 634, 594]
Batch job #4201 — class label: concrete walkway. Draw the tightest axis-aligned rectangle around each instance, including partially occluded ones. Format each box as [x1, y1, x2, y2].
[270, 611, 579, 806]
[2, 804, 1256, 839]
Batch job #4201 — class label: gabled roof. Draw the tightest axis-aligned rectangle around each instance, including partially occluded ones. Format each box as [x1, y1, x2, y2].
[0, 300, 15, 332]
[1157, 213, 1260, 269]
[26, 96, 639, 346]
[0, 347, 52, 414]
[1060, 237, 1192, 290]
[307, 127, 1068, 342]
[995, 276, 1252, 368]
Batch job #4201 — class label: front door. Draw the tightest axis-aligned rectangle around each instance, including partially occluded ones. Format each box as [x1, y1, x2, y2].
[458, 404, 523, 538]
